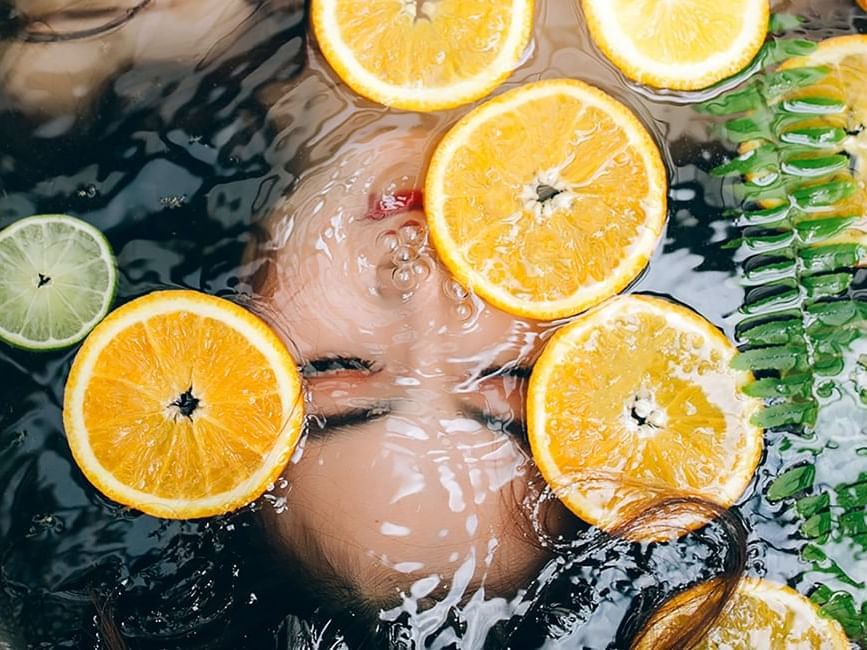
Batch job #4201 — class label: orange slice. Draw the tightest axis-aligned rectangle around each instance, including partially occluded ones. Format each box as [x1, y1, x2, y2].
[859, 0, 867, 12]
[527, 294, 763, 540]
[425, 78, 667, 320]
[580, 0, 769, 91]
[633, 577, 850, 649]
[63, 290, 304, 519]
[311, 0, 533, 111]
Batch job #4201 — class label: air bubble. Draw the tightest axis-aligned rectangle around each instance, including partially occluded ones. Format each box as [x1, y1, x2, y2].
[393, 266, 417, 292]
[411, 259, 431, 281]
[443, 279, 469, 301]
[393, 245, 416, 264]
[399, 219, 425, 244]
[377, 230, 399, 251]
[455, 302, 473, 321]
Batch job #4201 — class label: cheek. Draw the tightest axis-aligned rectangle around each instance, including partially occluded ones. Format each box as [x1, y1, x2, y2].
[274, 423, 541, 594]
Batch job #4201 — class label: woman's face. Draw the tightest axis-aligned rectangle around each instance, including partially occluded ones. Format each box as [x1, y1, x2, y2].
[253, 49, 569, 616]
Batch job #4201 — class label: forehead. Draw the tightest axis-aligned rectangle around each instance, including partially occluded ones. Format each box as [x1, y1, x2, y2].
[253, 138, 546, 372]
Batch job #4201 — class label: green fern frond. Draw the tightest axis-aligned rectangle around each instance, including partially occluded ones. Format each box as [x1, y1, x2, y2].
[700, 27, 867, 639]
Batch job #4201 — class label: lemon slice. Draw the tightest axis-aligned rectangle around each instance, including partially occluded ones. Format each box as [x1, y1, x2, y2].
[634, 577, 850, 649]
[311, 0, 533, 111]
[63, 290, 304, 519]
[425, 78, 667, 320]
[0, 214, 116, 351]
[528, 295, 763, 541]
[580, 0, 770, 90]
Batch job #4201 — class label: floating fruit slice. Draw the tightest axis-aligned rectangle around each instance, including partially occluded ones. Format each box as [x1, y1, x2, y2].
[739, 35, 867, 262]
[425, 79, 667, 320]
[312, 0, 533, 111]
[63, 290, 304, 519]
[633, 577, 850, 649]
[780, 34, 867, 204]
[0, 214, 116, 350]
[859, 0, 867, 12]
[580, 0, 769, 90]
[527, 295, 763, 540]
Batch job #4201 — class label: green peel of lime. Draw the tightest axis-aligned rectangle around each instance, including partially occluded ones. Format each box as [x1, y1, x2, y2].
[0, 214, 117, 351]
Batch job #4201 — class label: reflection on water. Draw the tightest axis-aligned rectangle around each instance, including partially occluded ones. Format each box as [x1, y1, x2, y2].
[0, 0, 864, 648]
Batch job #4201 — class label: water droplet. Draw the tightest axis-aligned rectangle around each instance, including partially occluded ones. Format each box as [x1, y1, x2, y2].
[377, 230, 399, 251]
[393, 266, 416, 292]
[411, 258, 432, 281]
[443, 279, 469, 301]
[455, 302, 473, 321]
[399, 219, 425, 244]
[393, 245, 416, 264]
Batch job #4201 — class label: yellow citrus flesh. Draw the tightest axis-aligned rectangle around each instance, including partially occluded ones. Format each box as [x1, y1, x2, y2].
[527, 295, 763, 541]
[580, 0, 769, 91]
[63, 290, 304, 519]
[311, 0, 533, 111]
[633, 577, 850, 649]
[425, 79, 667, 320]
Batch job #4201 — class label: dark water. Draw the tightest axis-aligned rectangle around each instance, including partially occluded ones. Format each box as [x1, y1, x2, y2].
[0, 1, 865, 648]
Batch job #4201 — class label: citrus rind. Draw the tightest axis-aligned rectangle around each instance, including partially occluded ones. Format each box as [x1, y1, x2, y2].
[527, 294, 763, 539]
[634, 577, 850, 649]
[425, 79, 667, 320]
[0, 214, 117, 351]
[312, 0, 534, 111]
[63, 290, 304, 519]
[580, 0, 770, 91]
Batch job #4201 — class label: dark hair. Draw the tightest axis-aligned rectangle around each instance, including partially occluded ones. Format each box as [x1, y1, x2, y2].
[91, 491, 745, 649]
[27, 1, 745, 646]
[300, 496, 747, 650]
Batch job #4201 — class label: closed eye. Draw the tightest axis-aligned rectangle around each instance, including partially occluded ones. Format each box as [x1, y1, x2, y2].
[307, 402, 392, 439]
[464, 405, 528, 443]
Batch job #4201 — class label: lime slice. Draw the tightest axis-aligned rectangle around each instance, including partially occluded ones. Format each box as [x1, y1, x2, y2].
[0, 214, 117, 350]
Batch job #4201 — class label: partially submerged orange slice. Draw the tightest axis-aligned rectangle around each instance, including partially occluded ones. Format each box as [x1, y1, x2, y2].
[425, 79, 667, 320]
[780, 34, 867, 213]
[63, 290, 304, 519]
[528, 295, 763, 540]
[741, 35, 867, 261]
[312, 0, 534, 111]
[580, 0, 769, 91]
[633, 577, 850, 649]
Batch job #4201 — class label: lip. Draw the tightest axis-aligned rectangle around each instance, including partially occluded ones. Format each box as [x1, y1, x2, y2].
[364, 189, 424, 221]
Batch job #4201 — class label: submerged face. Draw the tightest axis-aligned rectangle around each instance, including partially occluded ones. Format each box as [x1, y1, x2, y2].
[252, 69, 568, 617]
